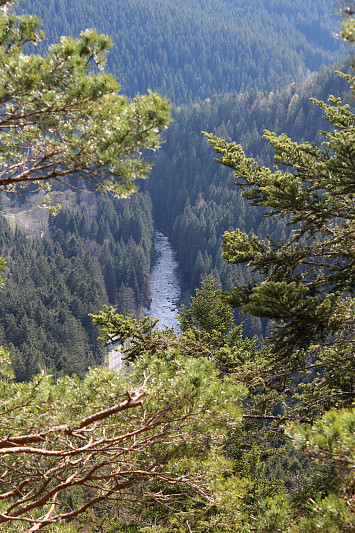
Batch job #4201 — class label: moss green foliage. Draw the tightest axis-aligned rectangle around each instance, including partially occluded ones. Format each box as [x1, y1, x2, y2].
[0, 330, 244, 531]
[285, 409, 355, 532]
[204, 72, 355, 415]
[178, 275, 234, 338]
[201, 72, 355, 531]
[0, 1, 354, 531]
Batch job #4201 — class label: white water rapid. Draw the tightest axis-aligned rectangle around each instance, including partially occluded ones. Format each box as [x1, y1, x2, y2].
[144, 230, 181, 331]
[109, 231, 181, 371]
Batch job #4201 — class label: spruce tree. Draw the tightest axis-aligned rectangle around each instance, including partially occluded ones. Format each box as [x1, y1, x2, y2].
[204, 73, 355, 412]
[204, 73, 355, 530]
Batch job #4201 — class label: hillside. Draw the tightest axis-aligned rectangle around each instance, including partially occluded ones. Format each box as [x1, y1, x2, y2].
[0, 0, 350, 370]
[22, 0, 344, 104]
[0, 192, 154, 381]
[0, 3, 354, 530]
[1, 67, 349, 364]
[147, 67, 349, 283]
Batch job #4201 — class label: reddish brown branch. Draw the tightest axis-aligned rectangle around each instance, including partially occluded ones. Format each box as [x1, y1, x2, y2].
[0, 391, 146, 450]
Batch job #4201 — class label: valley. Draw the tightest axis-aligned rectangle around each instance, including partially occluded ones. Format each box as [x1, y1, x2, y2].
[0, 1, 354, 531]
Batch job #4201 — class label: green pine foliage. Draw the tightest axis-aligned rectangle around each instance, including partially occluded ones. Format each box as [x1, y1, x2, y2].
[205, 72, 355, 384]
[0, 1, 354, 530]
[0, 344, 243, 531]
[146, 67, 349, 337]
[197, 71, 355, 530]
[178, 274, 234, 338]
[0, 1, 170, 202]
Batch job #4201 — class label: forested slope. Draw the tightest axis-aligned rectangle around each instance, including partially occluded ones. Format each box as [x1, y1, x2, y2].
[1, 69, 349, 353]
[0, 3, 354, 530]
[146, 67, 350, 334]
[22, 0, 343, 104]
[0, 192, 154, 380]
[0, 0, 349, 370]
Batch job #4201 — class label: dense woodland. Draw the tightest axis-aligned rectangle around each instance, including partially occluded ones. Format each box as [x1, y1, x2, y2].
[147, 68, 350, 294]
[22, 0, 344, 104]
[1, 67, 350, 363]
[0, 192, 154, 380]
[2, 0, 352, 354]
[0, 0, 354, 531]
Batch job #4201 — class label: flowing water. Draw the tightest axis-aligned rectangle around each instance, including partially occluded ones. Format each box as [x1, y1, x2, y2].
[109, 231, 181, 370]
[144, 230, 181, 331]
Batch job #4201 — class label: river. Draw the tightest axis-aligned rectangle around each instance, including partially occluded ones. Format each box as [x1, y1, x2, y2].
[109, 230, 181, 370]
[144, 230, 181, 331]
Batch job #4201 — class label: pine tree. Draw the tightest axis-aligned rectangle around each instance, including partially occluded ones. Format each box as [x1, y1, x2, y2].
[0, 1, 170, 205]
[204, 72, 355, 530]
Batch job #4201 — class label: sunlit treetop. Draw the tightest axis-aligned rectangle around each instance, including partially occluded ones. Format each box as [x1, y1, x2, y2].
[336, 1, 355, 44]
[0, 0, 170, 208]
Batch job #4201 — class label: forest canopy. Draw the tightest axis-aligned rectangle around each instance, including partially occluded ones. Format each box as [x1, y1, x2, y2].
[22, 0, 344, 104]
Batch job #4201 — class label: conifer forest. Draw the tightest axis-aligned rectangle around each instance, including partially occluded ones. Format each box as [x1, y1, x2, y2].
[0, 0, 354, 531]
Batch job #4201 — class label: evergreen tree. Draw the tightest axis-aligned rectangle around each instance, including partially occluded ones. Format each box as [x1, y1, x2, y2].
[204, 73, 355, 405]
[179, 274, 234, 338]
[0, 0, 170, 204]
[203, 73, 355, 530]
[0, 334, 242, 531]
